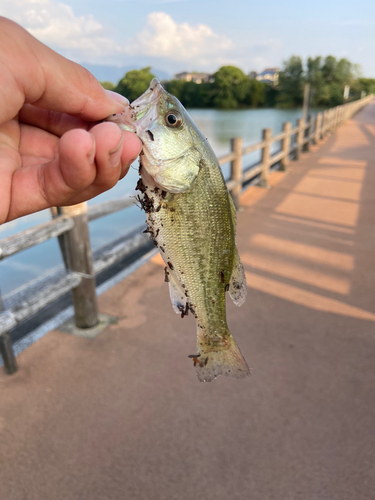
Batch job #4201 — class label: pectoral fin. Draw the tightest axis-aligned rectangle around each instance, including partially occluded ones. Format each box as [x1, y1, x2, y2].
[168, 273, 187, 314]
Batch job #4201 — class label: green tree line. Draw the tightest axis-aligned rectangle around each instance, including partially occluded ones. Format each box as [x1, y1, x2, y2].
[101, 59, 375, 110]
[277, 55, 374, 108]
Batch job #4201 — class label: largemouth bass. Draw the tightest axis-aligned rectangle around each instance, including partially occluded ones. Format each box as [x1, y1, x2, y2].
[110, 79, 249, 382]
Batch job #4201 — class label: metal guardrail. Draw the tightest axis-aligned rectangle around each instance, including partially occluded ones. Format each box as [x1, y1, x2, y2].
[0, 94, 373, 374]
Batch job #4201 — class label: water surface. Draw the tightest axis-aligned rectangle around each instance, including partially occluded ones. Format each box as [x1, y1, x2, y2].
[0, 107, 308, 296]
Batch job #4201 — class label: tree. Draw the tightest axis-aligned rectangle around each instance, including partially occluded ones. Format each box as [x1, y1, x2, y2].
[335, 58, 354, 85]
[306, 55, 359, 105]
[115, 67, 155, 102]
[182, 81, 212, 108]
[264, 85, 280, 107]
[100, 81, 115, 91]
[322, 55, 337, 83]
[111, 58, 368, 111]
[306, 57, 325, 106]
[212, 66, 249, 109]
[164, 79, 186, 102]
[164, 80, 213, 108]
[243, 79, 266, 107]
[358, 78, 375, 95]
[276, 56, 304, 107]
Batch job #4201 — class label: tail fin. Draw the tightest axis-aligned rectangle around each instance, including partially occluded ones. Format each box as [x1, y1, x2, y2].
[194, 329, 250, 382]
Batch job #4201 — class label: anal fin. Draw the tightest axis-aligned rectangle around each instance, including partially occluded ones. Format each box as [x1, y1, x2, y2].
[228, 249, 247, 307]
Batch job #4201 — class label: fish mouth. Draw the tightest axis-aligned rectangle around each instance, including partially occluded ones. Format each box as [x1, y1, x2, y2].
[131, 78, 163, 123]
[106, 78, 163, 132]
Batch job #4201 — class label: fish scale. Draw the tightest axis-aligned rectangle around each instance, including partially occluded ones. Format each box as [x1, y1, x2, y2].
[108, 78, 249, 382]
[146, 159, 233, 330]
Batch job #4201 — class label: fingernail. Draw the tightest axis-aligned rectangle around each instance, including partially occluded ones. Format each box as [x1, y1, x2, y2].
[109, 133, 124, 167]
[87, 134, 96, 164]
[105, 90, 129, 107]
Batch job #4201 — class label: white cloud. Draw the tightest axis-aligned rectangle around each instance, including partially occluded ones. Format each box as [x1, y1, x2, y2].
[0, 1, 234, 69]
[0, 1, 283, 73]
[0, 0, 124, 59]
[125, 12, 233, 66]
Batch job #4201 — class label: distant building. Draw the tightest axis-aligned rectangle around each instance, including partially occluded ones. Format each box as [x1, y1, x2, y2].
[248, 71, 258, 80]
[174, 72, 215, 84]
[256, 68, 280, 86]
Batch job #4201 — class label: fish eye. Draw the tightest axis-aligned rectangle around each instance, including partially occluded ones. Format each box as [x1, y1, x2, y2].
[165, 111, 182, 128]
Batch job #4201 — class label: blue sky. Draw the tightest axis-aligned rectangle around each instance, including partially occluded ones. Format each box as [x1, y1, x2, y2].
[1, 0, 374, 77]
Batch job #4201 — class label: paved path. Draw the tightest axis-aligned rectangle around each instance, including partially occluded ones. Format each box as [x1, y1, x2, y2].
[1, 103, 375, 500]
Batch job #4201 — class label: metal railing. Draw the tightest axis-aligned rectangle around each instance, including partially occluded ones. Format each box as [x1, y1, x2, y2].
[0, 94, 372, 374]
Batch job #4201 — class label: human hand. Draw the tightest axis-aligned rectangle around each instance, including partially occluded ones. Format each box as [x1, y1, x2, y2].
[0, 17, 142, 224]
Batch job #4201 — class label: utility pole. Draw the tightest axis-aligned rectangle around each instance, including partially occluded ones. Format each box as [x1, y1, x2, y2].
[343, 85, 350, 102]
[302, 84, 311, 123]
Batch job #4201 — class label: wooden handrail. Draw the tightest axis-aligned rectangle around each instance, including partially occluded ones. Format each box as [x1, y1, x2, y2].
[242, 140, 266, 155]
[0, 215, 74, 260]
[88, 196, 136, 221]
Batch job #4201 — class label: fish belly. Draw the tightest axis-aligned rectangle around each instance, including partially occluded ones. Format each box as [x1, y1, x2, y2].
[141, 160, 249, 382]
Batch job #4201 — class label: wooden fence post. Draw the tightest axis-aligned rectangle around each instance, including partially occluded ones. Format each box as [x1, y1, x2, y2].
[321, 111, 327, 138]
[303, 115, 311, 152]
[0, 291, 18, 375]
[314, 113, 322, 144]
[58, 203, 99, 329]
[230, 137, 243, 210]
[326, 110, 331, 135]
[328, 110, 332, 134]
[280, 122, 291, 171]
[329, 109, 333, 133]
[325, 110, 330, 135]
[260, 128, 271, 187]
[334, 107, 339, 130]
[50, 207, 70, 270]
[295, 118, 304, 160]
[330, 109, 335, 133]
[302, 84, 311, 123]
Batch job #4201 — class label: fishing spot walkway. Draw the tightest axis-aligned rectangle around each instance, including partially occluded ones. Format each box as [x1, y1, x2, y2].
[1, 102, 375, 500]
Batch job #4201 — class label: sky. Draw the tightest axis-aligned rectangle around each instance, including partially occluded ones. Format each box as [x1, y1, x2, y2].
[1, 0, 374, 77]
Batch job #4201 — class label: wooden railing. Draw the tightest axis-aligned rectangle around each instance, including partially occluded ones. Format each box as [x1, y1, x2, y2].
[223, 95, 373, 208]
[0, 94, 373, 374]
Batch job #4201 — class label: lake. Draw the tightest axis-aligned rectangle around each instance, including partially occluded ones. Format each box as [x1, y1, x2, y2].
[0, 107, 309, 297]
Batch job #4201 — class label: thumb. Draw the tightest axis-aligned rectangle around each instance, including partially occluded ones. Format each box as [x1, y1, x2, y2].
[0, 17, 128, 123]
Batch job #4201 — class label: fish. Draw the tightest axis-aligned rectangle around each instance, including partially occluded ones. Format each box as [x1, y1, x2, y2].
[109, 79, 250, 382]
